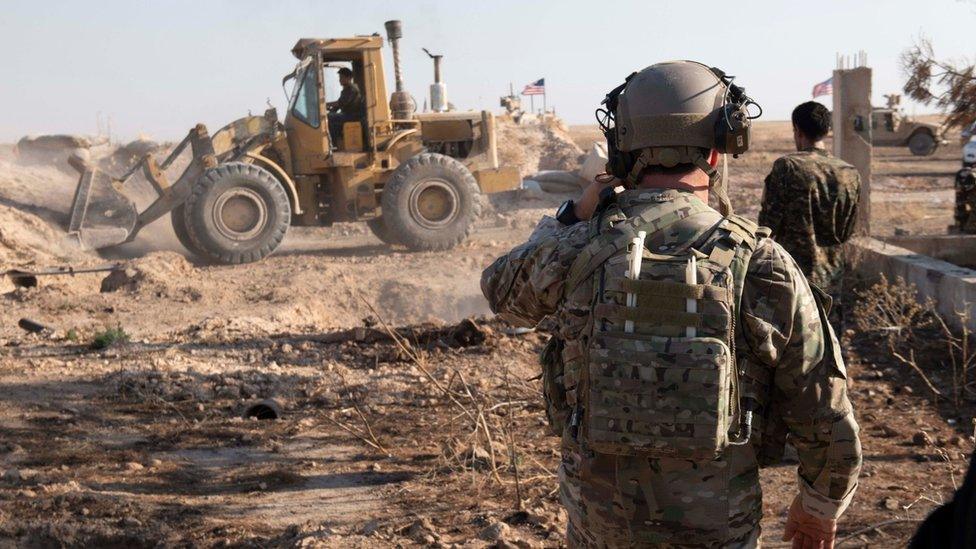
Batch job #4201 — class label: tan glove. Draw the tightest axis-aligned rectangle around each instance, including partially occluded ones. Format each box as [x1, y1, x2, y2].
[783, 495, 838, 549]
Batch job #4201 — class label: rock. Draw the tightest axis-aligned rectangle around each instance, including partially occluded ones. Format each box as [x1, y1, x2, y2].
[216, 385, 241, 399]
[879, 425, 902, 438]
[121, 516, 142, 528]
[479, 521, 511, 542]
[912, 431, 932, 446]
[451, 318, 488, 347]
[100, 268, 140, 293]
[361, 519, 381, 536]
[3, 469, 22, 482]
[882, 496, 900, 510]
[3, 444, 25, 455]
[148, 458, 163, 468]
[402, 517, 437, 542]
[124, 461, 144, 471]
[281, 343, 294, 354]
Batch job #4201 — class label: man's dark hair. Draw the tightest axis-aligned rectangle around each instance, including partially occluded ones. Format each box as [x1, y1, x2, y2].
[792, 101, 831, 140]
[338, 67, 353, 78]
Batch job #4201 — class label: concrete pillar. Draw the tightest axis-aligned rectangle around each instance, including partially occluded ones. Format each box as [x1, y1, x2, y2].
[832, 66, 873, 235]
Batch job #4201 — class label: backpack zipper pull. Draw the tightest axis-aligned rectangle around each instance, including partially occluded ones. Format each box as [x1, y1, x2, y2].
[624, 231, 647, 333]
[685, 256, 698, 338]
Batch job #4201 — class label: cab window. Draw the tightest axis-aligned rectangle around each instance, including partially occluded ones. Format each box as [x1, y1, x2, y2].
[291, 66, 320, 127]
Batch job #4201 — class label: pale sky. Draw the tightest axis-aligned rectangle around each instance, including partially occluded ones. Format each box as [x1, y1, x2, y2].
[1, 0, 973, 142]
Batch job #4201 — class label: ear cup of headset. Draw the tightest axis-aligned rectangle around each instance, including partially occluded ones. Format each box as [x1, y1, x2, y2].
[603, 129, 633, 180]
[714, 104, 751, 155]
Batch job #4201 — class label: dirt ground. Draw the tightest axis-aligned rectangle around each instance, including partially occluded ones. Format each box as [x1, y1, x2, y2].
[0, 119, 972, 548]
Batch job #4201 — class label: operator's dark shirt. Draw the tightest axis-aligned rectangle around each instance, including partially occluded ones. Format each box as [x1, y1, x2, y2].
[333, 82, 364, 117]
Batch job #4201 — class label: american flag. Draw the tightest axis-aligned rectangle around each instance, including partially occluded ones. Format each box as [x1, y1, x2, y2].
[812, 77, 833, 98]
[521, 78, 545, 96]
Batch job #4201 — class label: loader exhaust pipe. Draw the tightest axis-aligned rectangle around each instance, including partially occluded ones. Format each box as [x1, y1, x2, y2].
[384, 20, 416, 121]
[384, 20, 404, 92]
[423, 48, 447, 112]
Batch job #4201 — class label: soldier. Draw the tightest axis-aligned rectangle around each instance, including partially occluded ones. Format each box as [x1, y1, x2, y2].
[953, 166, 976, 233]
[759, 101, 860, 303]
[482, 62, 861, 548]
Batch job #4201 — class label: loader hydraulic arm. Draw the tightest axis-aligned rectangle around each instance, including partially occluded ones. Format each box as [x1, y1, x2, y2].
[67, 124, 219, 250]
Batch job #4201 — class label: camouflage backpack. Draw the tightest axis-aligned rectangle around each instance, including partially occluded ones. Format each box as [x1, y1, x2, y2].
[564, 192, 766, 460]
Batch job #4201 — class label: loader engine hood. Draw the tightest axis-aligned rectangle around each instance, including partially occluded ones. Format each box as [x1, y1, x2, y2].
[211, 113, 279, 158]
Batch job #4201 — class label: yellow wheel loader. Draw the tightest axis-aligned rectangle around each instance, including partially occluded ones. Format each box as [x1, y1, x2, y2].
[67, 20, 519, 264]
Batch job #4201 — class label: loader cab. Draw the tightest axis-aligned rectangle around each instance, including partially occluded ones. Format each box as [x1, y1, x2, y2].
[283, 36, 392, 174]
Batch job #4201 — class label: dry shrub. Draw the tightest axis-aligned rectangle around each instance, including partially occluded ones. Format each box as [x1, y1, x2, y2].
[854, 274, 976, 406]
[852, 274, 937, 340]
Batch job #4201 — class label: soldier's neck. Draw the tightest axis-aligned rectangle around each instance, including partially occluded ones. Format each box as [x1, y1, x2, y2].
[637, 172, 710, 203]
[796, 137, 826, 152]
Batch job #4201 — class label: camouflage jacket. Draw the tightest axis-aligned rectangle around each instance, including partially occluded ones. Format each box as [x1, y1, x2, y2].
[482, 189, 861, 547]
[759, 148, 860, 293]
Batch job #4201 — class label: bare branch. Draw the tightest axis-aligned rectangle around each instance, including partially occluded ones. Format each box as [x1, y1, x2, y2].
[902, 36, 976, 129]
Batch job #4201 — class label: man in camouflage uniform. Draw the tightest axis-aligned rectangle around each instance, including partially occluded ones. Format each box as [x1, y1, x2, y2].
[482, 63, 861, 548]
[954, 166, 976, 233]
[759, 101, 860, 298]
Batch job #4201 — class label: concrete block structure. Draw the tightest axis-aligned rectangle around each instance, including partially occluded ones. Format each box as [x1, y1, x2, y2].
[832, 60, 873, 235]
[854, 237, 976, 330]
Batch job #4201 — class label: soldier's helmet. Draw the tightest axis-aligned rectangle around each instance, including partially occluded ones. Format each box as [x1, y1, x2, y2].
[604, 60, 755, 214]
[615, 60, 728, 156]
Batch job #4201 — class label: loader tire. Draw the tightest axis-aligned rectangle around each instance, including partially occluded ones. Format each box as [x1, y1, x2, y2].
[381, 153, 481, 251]
[184, 162, 290, 265]
[170, 205, 201, 257]
[366, 217, 400, 245]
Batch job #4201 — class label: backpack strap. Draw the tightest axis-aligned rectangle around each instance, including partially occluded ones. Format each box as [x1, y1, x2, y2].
[706, 214, 765, 312]
[565, 196, 714, 295]
[697, 213, 764, 432]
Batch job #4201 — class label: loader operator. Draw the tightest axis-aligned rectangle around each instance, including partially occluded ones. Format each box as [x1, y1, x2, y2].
[481, 61, 862, 548]
[327, 67, 365, 146]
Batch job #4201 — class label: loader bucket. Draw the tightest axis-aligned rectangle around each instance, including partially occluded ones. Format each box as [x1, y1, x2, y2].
[67, 166, 138, 249]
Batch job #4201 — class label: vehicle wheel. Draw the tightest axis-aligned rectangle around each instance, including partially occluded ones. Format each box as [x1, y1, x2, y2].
[183, 162, 291, 264]
[366, 216, 400, 245]
[909, 131, 937, 156]
[170, 204, 202, 256]
[381, 153, 481, 251]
